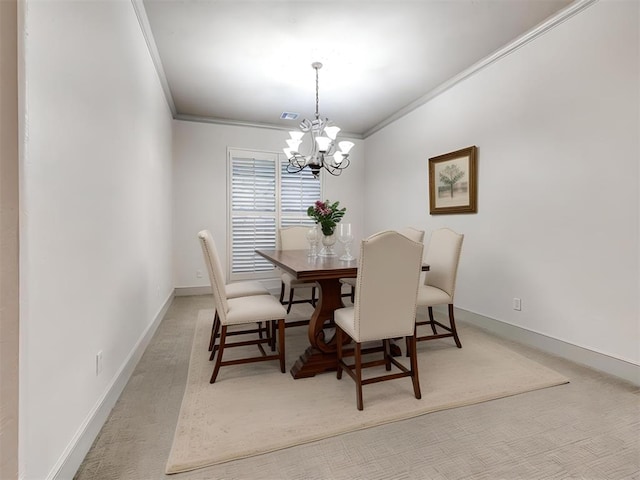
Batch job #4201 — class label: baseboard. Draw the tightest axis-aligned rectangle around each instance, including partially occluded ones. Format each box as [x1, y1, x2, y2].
[175, 279, 282, 297]
[174, 285, 212, 296]
[51, 290, 175, 480]
[444, 307, 640, 387]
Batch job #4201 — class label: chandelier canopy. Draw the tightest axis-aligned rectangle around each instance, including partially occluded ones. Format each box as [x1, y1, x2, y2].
[283, 62, 354, 178]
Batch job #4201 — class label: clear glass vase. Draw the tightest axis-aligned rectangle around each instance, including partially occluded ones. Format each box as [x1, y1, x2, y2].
[319, 232, 337, 256]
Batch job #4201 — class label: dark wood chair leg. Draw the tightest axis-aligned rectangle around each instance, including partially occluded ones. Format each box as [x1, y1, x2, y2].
[355, 342, 364, 411]
[428, 307, 438, 335]
[350, 286, 355, 304]
[408, 335, 422, 399]
[311, 287, 317, 307]
[383, 339, 392, 371]
[278, 319, 286, 373]
[209, 316, 221, 361]
[209, 311, 220, 352]
[449, 304, 462, 348]
[210, 325, 227, 383]
[336, 327, 344, 380]
[278, 282, 285, 304]
[287, 288, 295, 314]
[269, 320, 276, 351]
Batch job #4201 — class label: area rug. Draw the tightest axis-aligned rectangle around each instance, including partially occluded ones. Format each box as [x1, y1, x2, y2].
[165, 305, 569, 474]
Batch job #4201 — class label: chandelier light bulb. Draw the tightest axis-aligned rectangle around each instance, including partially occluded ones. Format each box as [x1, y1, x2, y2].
[289, 131, 304, 141]
[333, 152, 344, 164]
[315, 136, 332, 153]
[324, 126, 340, 140]
[338, 141, 354, 154]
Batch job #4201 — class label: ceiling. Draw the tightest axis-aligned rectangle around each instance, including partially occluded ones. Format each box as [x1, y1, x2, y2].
[141, 0, 573, 138]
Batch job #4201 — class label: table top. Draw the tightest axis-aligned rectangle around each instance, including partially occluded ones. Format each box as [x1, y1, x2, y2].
[256, 249, 357, 280]
[256, 249, 429, 281]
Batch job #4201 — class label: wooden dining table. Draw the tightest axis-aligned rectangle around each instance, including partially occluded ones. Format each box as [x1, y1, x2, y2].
[256, 248, 429, 379]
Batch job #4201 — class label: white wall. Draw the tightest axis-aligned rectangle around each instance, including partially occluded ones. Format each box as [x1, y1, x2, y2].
[173, 120, 365, 288]
[20, 1, 173, 478]
[364, 1, 639, 365]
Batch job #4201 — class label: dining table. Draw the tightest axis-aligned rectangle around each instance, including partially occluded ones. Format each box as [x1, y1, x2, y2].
[256, 248, 429, 379]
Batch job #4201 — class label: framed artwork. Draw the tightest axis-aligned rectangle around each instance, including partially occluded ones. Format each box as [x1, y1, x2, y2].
[428, 146, 477, 215]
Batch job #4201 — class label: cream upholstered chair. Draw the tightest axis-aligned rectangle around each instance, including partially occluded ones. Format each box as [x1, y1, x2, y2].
[414, 227, 464, 348]
[340, 227, 424, 303]
[278, 226, 318, 313]
[198, 230, 287, 382]
[335, 231, 423, 410]
[197, 230, 270, 355]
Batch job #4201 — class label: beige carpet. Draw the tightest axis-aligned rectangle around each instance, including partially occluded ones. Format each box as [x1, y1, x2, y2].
[165, 305, 569, 475]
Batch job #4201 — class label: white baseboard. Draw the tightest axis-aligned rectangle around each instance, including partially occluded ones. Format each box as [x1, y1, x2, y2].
[174, 285, 212, 296]
[444, 306, 640, 387]
[175, 279, 282, 297]
[51, 291, 175, 480]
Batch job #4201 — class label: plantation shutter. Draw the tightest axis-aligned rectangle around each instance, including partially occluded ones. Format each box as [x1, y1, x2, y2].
[280, 160, 321, 227]
[229, 153, 277, 276]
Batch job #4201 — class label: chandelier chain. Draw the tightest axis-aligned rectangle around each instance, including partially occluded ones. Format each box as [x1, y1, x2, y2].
[315, 66, 320, 120]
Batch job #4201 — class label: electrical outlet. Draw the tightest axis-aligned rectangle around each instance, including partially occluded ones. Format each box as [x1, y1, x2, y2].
[96, 351, 103, 376]
[196, 270, 203, 278]
[513, 298, 522, 311]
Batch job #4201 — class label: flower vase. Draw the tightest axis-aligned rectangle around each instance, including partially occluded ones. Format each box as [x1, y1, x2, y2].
[319, 232, 337, 256]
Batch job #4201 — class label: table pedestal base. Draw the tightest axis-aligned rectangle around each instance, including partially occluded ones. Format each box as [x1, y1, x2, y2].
[290, 346, 337, 379]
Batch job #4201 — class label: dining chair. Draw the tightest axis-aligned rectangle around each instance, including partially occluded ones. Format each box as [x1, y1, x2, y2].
[340, 227, 425, 303]
[335, 230, 423, 410]
[413, 227, 464, 349]
[278, 226, 318, 313]
[197, 230, 271, 357]
[198, 230, 287, 382]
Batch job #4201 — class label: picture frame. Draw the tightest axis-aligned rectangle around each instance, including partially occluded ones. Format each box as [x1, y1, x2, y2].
[428, 146, 477, 215]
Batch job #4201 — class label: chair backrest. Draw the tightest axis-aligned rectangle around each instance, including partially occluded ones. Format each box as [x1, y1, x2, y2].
[353, 231, 423, 342]
[197, 230, 229, 317]
[278, 226, 310, 250]
[424, 228, 464, 298]
[399, 227, 425, 243]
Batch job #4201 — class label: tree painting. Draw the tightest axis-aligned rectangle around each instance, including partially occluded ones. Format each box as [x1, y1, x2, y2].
[439, 164, 465, 198]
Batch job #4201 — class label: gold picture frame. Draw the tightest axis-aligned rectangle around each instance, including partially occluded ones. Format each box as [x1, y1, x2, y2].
[428, 146, 477, 215]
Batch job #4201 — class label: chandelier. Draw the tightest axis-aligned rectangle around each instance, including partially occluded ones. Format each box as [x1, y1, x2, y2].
[283, 62, 354, 177]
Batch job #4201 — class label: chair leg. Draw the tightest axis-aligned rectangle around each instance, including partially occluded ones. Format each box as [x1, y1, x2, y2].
[355, 342, 364, 411]
[287, 288, 295, 314]
[383, 339, 392, 371]
[408, 334, 422, 400]
[336, 327, 344, 380]
[269, 320, 276, 351]
[210, 325, 227, 383]
[350, 286, 355, 304]
[428, 307, 438, 335]
[209, 315, 221, 361]
[279, 282, 285, 304]
[278, 319, 286, 373]
[208, 311, 220, 352]
[311, 287, 317, 307]
[449, 304, 462, 348]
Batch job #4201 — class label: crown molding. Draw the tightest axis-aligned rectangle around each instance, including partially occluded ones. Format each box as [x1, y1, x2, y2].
[174, 114, 364, 140]
[363, 0, 599, 139]
[130, 0, 176, 116]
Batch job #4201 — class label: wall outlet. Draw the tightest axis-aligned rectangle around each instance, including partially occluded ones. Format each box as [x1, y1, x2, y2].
[196, 270, 203, 278]
[96, 351, 103, 376]
[513, 298, 522, 311]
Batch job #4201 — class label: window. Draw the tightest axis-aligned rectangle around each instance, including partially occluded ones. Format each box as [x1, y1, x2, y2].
[228, 148, 321, 280]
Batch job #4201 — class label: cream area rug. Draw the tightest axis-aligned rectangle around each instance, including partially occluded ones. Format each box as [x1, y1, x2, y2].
[165, 305, 569, 474]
